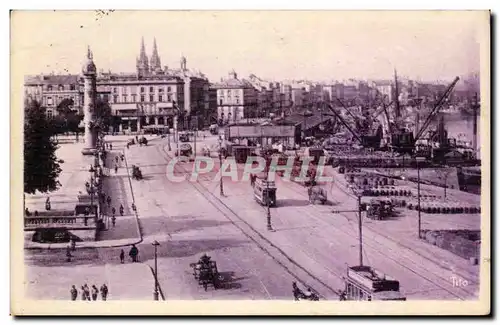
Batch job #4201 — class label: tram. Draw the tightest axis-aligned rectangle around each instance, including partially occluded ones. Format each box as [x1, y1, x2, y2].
[341, 265, 406, 301]
[253, 175, 277, 207]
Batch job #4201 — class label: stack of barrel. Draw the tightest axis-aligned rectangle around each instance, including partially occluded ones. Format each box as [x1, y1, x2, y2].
[407, 198, 481, 214]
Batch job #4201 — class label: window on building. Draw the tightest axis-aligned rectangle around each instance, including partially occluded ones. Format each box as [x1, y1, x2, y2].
[46, 110, 53, 119]
[141, 87, 145, 93]
[58, 85, 64, 91]
[150, 86, 154, 92]
[167, 94, 172, 102]
[113, 87, 118, 93]
[149, 95, 154, 102]
[159, 95, 163, 102]
[47, 97, 53, 106]
[131, 94, 137, 102]
[219, 99, 223, 105]
[114, 95, 118, 103]
[70, 84, 76, 91]
[236, 99, 239, 104]
[159, 88, 163, 93]
[122, 87, 127, 94]
[167, 86, 171, 92]
[122, 95, 127, 102]
[140, 95, 145, 102]
[103, 94, 109, 102]
[47, 85, 53, 91]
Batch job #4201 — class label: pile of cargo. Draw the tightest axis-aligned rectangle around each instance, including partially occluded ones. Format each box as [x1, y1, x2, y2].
[420, 229, 480, 263]
[407, 198, 481, 214]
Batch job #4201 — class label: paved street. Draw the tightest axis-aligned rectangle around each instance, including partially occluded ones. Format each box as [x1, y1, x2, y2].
[150, 134, 480, 300]
[24, 134, 481, 301]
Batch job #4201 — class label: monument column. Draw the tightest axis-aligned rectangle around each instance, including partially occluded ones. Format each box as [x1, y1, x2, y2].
[82, 46, 98, 155]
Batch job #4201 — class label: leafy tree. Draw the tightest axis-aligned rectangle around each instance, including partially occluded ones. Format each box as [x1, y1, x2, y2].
[95, 97, 113, 131]
[24, 100, 62, 194]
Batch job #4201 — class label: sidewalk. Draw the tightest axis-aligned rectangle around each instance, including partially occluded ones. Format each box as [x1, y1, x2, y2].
[24, 139, 143, 249]
[25, 258, 155, 300]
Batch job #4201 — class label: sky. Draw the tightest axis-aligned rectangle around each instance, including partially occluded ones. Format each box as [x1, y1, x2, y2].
[11, 10, 486, 83]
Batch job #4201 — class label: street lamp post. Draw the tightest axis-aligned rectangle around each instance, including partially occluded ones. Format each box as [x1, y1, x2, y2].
[152, 240, 160, 301]
[357, 194, 363, 266]
[266, 175, 272, 231]
[218, 136, 224, 196]
[417, 159, 421, 239]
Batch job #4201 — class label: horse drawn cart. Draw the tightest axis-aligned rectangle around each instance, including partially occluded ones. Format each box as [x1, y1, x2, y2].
[189, 254, 221, 291]
[308, 185, 327, 205]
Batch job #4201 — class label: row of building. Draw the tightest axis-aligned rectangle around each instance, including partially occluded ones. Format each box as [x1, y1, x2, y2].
[24, 37, 465, 133]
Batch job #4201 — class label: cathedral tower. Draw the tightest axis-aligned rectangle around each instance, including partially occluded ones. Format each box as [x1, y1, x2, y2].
[150, 37, 162, 73]
[136, 37, 149, 77]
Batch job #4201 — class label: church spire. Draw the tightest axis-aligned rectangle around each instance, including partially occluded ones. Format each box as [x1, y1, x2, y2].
[150, 37, 161, 71]
[137, 37, 149, 76]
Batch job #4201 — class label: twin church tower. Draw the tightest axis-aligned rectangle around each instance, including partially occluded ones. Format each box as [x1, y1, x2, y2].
[136, 37, 187, 77]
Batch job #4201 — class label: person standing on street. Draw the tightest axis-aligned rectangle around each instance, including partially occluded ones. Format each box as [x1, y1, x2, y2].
[120, 249, 125, 263]
[66, 245, 72, 262]
[81, 285, 87, 300]
[129, 244, 139, 262]
[114, 165, 118, 174]
[107, 195, 111, 207]
[83, 284, 91, 301]
[119, 204, 124, 216]
[100, 284, 109, 301]
[112, 215, 116, 227]
[70, 285, 78, 301]
[91, 285, 99, 301]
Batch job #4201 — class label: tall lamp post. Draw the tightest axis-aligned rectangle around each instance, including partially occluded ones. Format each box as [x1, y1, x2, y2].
[266, 157, 273, 231]
[416, 157, 425, 239]
[152, 240, 160, 301]
[218, 136, 224, 196]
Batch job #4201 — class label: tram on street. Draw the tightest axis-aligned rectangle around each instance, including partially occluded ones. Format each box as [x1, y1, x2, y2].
[253, 175, 277, 207]
[341, 265, 406, 301]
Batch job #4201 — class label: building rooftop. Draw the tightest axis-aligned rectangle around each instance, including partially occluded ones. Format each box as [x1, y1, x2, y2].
[24, 74, 81, 86]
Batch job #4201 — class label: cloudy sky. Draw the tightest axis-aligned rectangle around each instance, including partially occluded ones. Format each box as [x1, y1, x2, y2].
[12, 10, 486, 82]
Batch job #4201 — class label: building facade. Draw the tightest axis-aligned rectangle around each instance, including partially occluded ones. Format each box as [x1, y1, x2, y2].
[24, 74, 83, 118]
[24, 37, 211, 132]
[213, 70, 258, 124]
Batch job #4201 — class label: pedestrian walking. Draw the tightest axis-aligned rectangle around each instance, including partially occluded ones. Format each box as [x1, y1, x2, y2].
[83, 284, 91, 301]
[120, 249, 125, 263]
[131, 203, 136, 212]
[100, 284, 109, 301]
[70, 285, 78, 301]
[81, 285, 87, 300]
[119, 204, 124, 216]
[111, 207, 116, 217]
[107, 195, 111, 206]
[110, 143, 113, 150]
[114, 165, 118, 174]
[115, 156, 119, 164]
[112, 215, 116, 227]
[91, 285, 99, 301]
[66, 245, 72, 262]
[121, 154, 124, 162]
[129, 244, 139, 262]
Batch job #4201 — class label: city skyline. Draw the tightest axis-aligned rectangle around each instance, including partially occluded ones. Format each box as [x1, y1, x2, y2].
[13, 10, 484, 83]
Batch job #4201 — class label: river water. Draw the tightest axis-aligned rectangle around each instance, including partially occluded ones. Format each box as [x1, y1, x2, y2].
[429, 113, 481, 155]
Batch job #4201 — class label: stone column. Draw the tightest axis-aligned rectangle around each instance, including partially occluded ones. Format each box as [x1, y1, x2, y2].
[81, 74, 97, 155]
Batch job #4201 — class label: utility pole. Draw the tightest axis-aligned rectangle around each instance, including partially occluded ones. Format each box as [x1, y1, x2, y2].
[219, 136, 224, 196]
[358, 195, 363, 266]
[472, 93, 479, 159]
[152, 240, 160, 301]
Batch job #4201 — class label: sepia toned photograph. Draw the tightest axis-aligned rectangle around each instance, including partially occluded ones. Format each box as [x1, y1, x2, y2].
[10, 9, 490, 315]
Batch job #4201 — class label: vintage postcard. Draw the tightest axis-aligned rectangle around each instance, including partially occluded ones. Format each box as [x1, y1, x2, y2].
[10, 10, 490, 316]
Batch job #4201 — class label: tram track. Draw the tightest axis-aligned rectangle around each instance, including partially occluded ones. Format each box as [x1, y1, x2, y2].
[329, 178, 480, 281]
[154, 145, 341, 299]
[278, 178, 478, 300]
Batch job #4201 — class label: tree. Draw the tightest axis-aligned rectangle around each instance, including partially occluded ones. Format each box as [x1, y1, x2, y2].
[95, 97, 113, 132]
[24, 100, 62, 194]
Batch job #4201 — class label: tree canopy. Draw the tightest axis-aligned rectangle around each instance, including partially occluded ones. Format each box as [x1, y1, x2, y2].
[24, 100, 62, 194]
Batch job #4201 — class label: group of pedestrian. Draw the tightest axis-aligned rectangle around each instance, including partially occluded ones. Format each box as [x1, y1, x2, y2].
[105, 143, 113, 150]
[70, 283, 108, 301]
